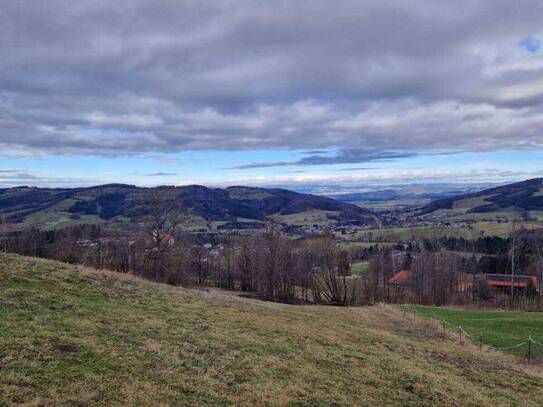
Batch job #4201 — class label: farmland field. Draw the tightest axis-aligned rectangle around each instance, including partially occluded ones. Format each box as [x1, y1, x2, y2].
[270, 209, 339, 226]
[349, 221, 543, 241]
[17, 202, 104, 231]
[405, 306, 543, 359]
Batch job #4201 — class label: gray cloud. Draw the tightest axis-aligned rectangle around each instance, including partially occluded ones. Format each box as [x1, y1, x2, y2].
[145, 172, 178, 177]
[1, 1, 543, 159]
[337, 167, 378, 172]
[228, 149, 415, 169]
[202, 168, 543, 191]
[0, 169, 96, 187]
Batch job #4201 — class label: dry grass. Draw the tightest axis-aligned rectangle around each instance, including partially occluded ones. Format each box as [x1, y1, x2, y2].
[1, 253, 542, 406]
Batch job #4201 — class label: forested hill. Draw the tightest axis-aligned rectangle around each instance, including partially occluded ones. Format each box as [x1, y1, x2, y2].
[0, 183, 377, 226]
[419, 178, 543, 216]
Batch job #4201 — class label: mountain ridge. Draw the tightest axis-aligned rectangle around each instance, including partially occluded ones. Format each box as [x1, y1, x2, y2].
[419, 178, 543, 216]
[0, 183, 377, 227]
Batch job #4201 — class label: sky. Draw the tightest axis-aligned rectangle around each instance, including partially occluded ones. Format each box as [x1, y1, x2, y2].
[1, 1, 543, 192]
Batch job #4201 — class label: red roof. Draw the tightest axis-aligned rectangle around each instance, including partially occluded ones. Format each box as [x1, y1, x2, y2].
[389, 270, 410, 285]
[486, 274, 537, 288]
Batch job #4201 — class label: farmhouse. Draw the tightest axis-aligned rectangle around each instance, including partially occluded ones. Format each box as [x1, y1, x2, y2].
[485, 273, 538, 294]
[388, 271, 538, 297]
[388, 270, 476, 293]
[388, 270, 411, 288]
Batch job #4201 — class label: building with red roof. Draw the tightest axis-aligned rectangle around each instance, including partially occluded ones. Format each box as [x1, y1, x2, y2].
[388, 270, 411, 287]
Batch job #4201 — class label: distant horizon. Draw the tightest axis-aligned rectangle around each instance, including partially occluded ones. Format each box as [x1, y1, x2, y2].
[0, 177, 519, 197]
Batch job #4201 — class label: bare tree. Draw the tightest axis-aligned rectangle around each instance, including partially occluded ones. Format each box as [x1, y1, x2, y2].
[509, 220, 521, 298]
[144, 191, 188, 281]
[237, 236, 255, 292]
[145, 192, 185, 249]
[528, 229, 543, 295]
[0, 214, 9, 252]
[307, 230, 356, 305]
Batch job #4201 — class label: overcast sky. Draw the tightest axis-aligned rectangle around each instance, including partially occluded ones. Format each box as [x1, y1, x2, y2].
[1, 1, 543, 190]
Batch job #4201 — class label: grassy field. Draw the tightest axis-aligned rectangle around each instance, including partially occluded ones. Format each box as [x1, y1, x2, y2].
[7, 199, 104, 232]
[351, 261, 369, 275]
[338, 241, 396, 249]
[405, 306, 543, 359]
[1, 254, 543, 406]
[349, 221, 543, 241]
[270, 209, 339, 226]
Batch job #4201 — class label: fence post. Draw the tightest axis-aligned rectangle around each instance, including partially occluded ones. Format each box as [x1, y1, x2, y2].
[528, 336, 532, 364]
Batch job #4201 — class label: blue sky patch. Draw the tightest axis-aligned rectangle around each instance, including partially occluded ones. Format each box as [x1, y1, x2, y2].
[519, 37, 541, 53]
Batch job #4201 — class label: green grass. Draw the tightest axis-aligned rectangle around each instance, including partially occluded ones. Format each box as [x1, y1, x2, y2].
[270, 210, 339, 226]
[350, 226, 470, 241]
[19, 202, 103, 231]
[405, 306, 543, 359]
[452, 196, 491, 211]
[350, 221, 543, 241]
[351, 261, 369, 275]
[2, 254, 543, 406]
[338, 241, 396, 250]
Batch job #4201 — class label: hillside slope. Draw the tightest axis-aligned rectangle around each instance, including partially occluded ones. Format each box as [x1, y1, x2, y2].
[1, 254, 542, 406]
[0, 184, 376, 229]
[419, 178, 543, 219]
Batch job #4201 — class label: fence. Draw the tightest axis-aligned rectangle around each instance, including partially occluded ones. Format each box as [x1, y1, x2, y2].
[495, 296, 543, 312]
[402, 306, 543, 363]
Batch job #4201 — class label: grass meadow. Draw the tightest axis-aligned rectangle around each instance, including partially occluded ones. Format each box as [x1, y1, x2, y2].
[405, 306, 543, 359]
[1, 254, 543, 406]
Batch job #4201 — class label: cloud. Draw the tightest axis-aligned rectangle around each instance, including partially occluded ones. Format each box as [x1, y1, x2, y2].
[196, 168, 543, 191]
[228, 149, 415, 169]
[337, 167, 378, 172]
[0, 169, 97, 188]
[1, 1, 543, 160]
[0, 169, 27, 174]
[145, 172, 178, 177]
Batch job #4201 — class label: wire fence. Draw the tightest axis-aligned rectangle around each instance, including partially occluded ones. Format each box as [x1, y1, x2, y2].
[401, 306, 543, 363]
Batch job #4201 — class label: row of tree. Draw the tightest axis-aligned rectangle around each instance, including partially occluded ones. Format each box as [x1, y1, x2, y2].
[1, 221, 366, 305]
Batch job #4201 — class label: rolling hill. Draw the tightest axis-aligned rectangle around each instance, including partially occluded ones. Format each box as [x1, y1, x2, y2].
[419, 178, 543, 220]
[2, 253, 543, 406]
[0, 184, 377, 230]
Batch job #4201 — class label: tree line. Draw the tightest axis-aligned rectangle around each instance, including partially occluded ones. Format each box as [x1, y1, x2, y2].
[0, 220, 367, 305]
